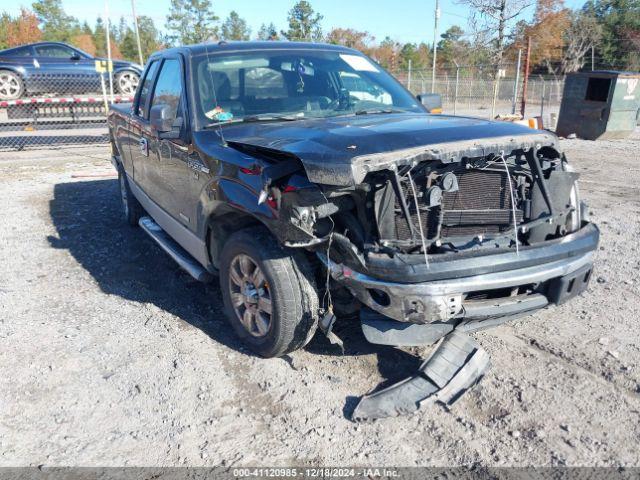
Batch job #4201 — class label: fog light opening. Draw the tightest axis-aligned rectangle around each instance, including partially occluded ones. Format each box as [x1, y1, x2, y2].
[368, 288, 391, 307]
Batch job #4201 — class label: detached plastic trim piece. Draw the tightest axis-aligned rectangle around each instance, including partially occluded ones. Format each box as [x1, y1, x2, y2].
[351, 330, 490, 421]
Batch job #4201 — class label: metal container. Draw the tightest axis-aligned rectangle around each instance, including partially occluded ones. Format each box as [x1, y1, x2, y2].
[556, 71, 640, 140]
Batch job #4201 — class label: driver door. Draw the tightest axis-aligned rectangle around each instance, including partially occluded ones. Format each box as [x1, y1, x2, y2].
[146, 55, 203, 230]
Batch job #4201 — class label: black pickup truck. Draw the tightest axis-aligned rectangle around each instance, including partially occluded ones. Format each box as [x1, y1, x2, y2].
[108, 42, 598, 416]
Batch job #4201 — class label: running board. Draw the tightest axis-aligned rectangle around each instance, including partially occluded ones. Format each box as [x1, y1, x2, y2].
[139, 216, 213, 283]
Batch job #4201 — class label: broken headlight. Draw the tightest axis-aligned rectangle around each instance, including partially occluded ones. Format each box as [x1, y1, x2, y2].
[563, 162, 581, 233]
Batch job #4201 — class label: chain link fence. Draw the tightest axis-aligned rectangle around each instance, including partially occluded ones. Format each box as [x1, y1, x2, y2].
[393, 63, 565, 127]
[0, 71, 135, 152]
[0, 61, 568, 152]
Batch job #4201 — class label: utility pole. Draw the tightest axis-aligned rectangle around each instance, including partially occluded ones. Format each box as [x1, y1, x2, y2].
[591, 46, 595, 71]
[407, 59, 412, 92]
[104, 0, 114, 102]
[431, 0, 440, 93]
[519, 37, 531, 118]
[131, 0, 144, 66]
[512, 48, 522, 115]
[453, 60, 459, 115]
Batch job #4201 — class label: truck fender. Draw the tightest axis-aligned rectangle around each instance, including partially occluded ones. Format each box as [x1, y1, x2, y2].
[201, 178, 278, 269]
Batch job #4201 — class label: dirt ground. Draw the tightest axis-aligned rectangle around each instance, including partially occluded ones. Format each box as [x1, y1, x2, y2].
[0, 130, 639, 468]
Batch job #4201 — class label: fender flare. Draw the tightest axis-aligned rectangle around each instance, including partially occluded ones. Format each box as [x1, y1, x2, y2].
[0, 65, 25, 76]
[112, 67, 142, 77]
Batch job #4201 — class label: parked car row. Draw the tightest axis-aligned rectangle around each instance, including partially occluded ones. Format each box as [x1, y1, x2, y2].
[0, 42, 142, 100]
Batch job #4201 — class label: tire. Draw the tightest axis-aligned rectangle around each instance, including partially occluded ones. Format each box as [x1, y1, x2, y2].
[0, 70, 24, 100]
[219, 227, 319, 358]
[115, 70, 140, 96]
[117, 164, 144, 226]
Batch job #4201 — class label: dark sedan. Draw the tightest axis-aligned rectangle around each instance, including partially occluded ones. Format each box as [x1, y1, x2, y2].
[0, 41, 143, 100]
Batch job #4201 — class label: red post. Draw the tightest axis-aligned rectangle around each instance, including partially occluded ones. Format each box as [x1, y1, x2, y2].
[520, 37, 531, 118]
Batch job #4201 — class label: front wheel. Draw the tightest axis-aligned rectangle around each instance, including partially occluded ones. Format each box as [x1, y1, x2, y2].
[219, 227, 318, 358]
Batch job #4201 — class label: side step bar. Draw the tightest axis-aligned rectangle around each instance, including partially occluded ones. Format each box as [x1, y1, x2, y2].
[139, 216, 213, 283]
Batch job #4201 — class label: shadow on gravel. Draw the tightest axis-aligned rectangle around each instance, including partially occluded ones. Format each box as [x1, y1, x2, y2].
[48, 179, 427, 412]
[48, 179, 244, 354]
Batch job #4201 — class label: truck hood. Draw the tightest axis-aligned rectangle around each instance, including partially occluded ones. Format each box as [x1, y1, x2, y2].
[219, 113, 559, 186]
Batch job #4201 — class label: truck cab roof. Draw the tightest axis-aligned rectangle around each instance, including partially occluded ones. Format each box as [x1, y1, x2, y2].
[149, 41, 360, 60]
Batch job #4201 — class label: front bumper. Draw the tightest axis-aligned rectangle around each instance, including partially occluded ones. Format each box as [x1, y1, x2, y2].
[320, 223, 598, 326]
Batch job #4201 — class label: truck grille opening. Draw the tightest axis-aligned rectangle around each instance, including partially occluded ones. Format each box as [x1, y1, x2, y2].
[393, 166, 523, 241]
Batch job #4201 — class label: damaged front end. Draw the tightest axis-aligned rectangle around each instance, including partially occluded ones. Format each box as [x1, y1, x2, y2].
[250, 132, 598, 335]
[230, 130, 599, 420]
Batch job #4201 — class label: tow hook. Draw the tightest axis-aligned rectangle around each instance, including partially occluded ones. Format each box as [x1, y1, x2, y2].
[351, 330, 490, 421]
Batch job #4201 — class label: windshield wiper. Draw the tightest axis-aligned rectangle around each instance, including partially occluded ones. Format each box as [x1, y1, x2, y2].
[354, 108, 409, 116]
[241, 114, 303, 123]
[203, 114, 304, 129]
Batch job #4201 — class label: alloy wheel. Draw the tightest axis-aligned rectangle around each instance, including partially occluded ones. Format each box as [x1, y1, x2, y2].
[0, 72, 21, 100]
[117, 72, 139, 95]
[228, 254, 273, 338]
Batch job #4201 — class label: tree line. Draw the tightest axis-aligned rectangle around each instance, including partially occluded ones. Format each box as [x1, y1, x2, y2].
[0, 0, 637, 73]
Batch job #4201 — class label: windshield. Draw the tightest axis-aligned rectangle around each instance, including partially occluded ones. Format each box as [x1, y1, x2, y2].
[192, 49, 424, 127]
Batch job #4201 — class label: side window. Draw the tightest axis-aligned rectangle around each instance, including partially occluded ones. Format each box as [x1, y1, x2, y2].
[34, 45, 76, 58]
[150, 59, 183, 121]
[7, 46, 32, 57]
[245, 67, 287, 99]
[135, 60, 159, 118]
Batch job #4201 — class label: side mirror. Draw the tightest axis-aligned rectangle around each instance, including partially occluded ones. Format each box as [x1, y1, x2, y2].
[150, 104, 183, 139]
[70, 53, 81, 61]
[417, 93, 443, 114]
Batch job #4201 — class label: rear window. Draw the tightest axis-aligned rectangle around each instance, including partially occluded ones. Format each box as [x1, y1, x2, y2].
[4, 46, 32, 57]
[245, 67, 287, 99]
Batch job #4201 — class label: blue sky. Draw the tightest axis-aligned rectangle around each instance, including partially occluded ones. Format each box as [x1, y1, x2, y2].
[3, 0, 587, 44]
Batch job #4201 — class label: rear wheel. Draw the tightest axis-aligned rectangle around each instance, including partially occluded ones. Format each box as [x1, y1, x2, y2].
[115, 71, 140, 95]
[0, 70, 23, 100]
[219, 227, 318, 358]
[117, 164, 144, 226]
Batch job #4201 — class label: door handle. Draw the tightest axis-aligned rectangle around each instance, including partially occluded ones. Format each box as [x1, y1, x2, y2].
[139, 137, 148, 157]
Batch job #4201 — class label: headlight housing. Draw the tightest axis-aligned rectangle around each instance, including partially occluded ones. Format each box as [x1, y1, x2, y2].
[562, 160, 581, 233]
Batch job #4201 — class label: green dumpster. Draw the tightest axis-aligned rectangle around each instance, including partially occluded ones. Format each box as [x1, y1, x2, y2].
[556, 71, 640, 140]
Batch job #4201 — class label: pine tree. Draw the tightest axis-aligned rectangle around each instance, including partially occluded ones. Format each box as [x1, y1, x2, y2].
[256, 23, 279, 41]
[93, 17, 106, 57]
[221, 11, 250, 41]
[31, 0, 79, 42]
[281, 1, 323, 42]
[165, 0, 219, 46]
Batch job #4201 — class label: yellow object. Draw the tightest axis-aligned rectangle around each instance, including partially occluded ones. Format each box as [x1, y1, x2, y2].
[95, 60, 113, 73]
[430, 107, 443, 114]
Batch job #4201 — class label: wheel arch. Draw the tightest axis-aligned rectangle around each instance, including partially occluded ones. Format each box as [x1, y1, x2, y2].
[0, 66, 25, 76]
[206, 209, 267, 270]
[113, 66, 142, 76]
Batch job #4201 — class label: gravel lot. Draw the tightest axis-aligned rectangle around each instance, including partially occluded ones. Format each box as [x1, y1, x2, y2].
[0, 131, 639, 467]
